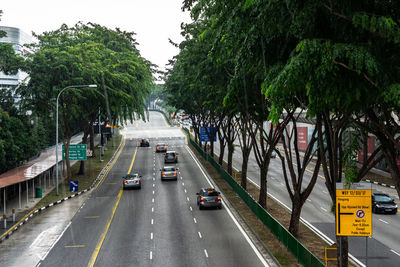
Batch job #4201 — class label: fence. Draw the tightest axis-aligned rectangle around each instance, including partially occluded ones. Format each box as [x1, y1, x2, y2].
[182, 127, 325, 267]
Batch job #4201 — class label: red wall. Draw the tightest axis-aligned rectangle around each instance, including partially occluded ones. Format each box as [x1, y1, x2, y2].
[358, 136, 375, 163]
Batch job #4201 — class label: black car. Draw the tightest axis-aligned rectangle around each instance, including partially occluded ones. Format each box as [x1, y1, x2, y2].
[140, 139, 150, 147]
[164, 151, 178, 163]
[196, 188, 222, 210]
[372, 193, 397, 214]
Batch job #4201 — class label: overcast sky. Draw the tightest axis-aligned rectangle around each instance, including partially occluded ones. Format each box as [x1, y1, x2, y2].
[0, 0, 192, 76]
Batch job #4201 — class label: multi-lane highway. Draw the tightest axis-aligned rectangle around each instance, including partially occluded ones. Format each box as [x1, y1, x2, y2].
[30, 112, 267, 266]
[205, 122, 400, 267]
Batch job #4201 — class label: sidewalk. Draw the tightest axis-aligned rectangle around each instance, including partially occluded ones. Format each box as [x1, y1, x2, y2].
[0, 134, 100, 237]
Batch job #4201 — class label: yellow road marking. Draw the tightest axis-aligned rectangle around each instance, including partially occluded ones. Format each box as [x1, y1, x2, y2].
[88, 146, 138, 267]
[65, 245, 85, 248]
[84, 216, 100, 219]
[127, 147, 138, 174]
[87, 188, 123, 267]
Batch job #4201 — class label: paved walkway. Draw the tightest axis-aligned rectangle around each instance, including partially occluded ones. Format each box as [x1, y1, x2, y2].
[0, 134, 101, 236]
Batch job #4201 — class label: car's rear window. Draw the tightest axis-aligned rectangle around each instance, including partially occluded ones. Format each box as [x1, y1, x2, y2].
[125, 175, 138, 179]
[163, 167, 176, 172]
[204, 191, 219, 196]
[166, 153, 175, 158]
[157, 144, 166, 146]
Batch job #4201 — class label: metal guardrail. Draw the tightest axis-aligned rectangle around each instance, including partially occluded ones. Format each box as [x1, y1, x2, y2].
[182, 127, 325, 267]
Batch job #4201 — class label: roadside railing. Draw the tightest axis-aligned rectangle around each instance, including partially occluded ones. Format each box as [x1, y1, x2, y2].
[182, 126, 325, 267]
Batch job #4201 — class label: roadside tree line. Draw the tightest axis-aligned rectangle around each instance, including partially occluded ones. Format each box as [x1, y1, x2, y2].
[0, 18, 154, 177]
[162, 1, 400, 265]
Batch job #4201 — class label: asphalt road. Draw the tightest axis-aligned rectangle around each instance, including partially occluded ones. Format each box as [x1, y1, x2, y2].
[203, 123, 400, 267]
[38, 112, 267, 267]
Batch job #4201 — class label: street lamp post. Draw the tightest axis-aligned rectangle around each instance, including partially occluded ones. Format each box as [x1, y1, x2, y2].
[56, 84, 97, 195]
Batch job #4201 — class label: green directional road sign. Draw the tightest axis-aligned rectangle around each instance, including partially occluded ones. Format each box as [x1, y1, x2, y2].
[62, 144, 87, 160]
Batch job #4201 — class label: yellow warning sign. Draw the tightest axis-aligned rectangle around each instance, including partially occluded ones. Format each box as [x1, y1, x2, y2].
[336, 189, 372, 236]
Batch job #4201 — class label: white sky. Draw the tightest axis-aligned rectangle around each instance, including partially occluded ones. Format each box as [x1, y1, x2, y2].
[0, 0, 192, 78]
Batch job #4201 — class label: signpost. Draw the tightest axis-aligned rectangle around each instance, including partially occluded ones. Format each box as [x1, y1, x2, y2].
[336, 183, 372, 266]
[62, 144, 87, 160]
[336, 189, 372, 236]
[69, 181, 78, 192]
[199, 127, 217, 142]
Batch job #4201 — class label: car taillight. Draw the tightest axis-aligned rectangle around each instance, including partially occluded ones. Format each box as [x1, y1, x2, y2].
[217, 197, 221, 201]
[157, 147, 159, 149]
[200, 197, 205, 201]
[173, 172, 177, 176]
[136, 180, 140, 184]
[161, 173, 165, 177]
[124, 180, 128, 184]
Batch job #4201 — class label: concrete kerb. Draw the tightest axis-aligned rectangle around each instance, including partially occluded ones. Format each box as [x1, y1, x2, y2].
[364, 179, 396, 189]
[0, 136, 124, 244]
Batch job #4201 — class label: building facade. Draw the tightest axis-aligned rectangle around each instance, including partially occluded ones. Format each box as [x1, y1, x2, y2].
[0, 26, 31, 89]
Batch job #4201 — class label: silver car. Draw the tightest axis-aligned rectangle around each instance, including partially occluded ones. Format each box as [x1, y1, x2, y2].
[196, 188, 222, 209]
[123, 173, 142, 189]
[160, 166, 178, 181]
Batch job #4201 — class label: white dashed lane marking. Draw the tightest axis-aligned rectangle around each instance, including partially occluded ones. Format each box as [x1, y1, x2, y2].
[198, 232, 202, 238]
[193, 218, 197, 223]
[321, 207, 327, 212]
[307, 199, 312, 202]
[379, 219, 389, 224]
[150, 251, 153, 260]
[189, 206, 193, 211]
[152, 207, 154, 212]
[186, 197, 190, 201]
[151, 232, 153, 240]
[204, 249, 208, 258]
[151, 219, 154, 225]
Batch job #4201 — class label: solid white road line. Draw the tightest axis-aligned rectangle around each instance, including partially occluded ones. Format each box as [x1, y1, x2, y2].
[204, 249, 209, 258]
[198, 232, 202, 238]
[379, 219, 389, 224]
[186, 146, 269, 267]
[391, 249, 400, 257]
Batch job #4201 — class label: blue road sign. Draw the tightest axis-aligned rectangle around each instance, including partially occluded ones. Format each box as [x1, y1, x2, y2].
[70, 181, 79, 192]
[200, 127, 217, 142]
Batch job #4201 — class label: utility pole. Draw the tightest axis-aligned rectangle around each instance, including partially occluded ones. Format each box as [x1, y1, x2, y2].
[102, 73, 114, 147]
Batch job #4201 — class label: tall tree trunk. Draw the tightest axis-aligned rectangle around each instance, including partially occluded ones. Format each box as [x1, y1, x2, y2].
[219, 142, 225, 165]
[227, 143, 234, 175]
[241, 152, 250, 190]
[258, 165, 268, 208]
[289, 194, 302, 237]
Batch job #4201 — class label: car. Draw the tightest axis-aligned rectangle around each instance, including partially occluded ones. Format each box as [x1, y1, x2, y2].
[123, 173, 142, 189]
[372, 193, 397, 214]
[140, 139, 150, 147]
[196, 188, 222, 210]
[156, 143, 168, 153]
[164, 151, 178, 163]
[160, 166, 178, 181]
